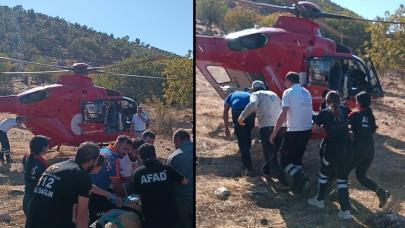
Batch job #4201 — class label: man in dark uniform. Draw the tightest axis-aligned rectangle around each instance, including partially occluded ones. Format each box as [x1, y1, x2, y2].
[133, 143, 188, 228]
[223, 91, 255, 174]
[22, 135, 50, 215]
[349, 92, 390, 208]
[26, 142, 100, 228]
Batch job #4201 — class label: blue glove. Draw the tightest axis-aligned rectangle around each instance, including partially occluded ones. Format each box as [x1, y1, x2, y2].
[107, 192, 118, 204]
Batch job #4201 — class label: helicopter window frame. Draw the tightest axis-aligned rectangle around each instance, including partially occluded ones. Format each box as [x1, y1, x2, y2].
[82, 100, 105, 123]
[206, 65, 232, 84]
[19, 89, 49, 104]
[307, 57, 332, 86]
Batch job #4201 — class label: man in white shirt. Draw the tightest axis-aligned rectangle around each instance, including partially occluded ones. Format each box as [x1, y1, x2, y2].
[130, 106, 150, 137]
[270, 72, 313, 193]
[238, 81, 287, 184]
[0, 116, 28, 163]
[119, 138, 145, 183]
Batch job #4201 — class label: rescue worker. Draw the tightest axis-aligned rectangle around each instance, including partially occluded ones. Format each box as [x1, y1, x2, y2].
[90, 135, 132, 196]
[120, 138, 145, 184]
[142, 130, 156, 145]
[238, 80, 287, 184]
[0, 116, 28, 162]
[270, 72, 313, 192]
[133, 143, 188, 228]
[168, 129, 194, 228]
[89, 155, 124, 224]
[25, 142, 100, 228]
[307, 91, 353, 220]
[223, 90, 255, 174]
[22, 135, 50, 215]
[348, 91, 390, 208]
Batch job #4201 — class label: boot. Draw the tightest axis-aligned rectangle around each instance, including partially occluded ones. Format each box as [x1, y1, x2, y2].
[277, 171, 289, 186]
[0, 152, 4, 162]
[376, 187, 390, 208]
[293, 172, 309, 194]
[5, 154, 12, 163]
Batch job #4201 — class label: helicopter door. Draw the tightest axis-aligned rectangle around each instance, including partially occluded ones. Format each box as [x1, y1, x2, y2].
[81, 101, 105, 135]
[197, 61, 252, 99]
[119, 97, 137, 130]
[365, 57, 384, 97]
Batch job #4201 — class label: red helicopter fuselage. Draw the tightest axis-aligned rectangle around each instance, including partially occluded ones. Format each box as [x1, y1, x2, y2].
[197, 16, 383, 111]
[0, 74, 136, 148]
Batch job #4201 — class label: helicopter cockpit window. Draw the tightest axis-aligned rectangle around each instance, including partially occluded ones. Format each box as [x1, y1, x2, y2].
[206, 66, 231, 84]
[228, 33, 268, 51]
[83, 101, 104, 123]
[19, 90, 49, 104]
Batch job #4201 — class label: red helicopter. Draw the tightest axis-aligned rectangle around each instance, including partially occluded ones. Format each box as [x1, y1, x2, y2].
[197, 0, 404, 111]
[0, 56, 167, 148]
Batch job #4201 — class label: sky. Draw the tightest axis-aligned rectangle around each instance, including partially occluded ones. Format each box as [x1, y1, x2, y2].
[0, 0, 193, 56]
[332, 0, 403, 19]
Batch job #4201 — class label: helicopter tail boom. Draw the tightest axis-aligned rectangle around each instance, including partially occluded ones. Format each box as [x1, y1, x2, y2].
[0, 95, 18, 113]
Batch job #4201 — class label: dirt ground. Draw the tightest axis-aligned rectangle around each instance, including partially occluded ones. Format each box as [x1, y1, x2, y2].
[196, 70, 405, 227]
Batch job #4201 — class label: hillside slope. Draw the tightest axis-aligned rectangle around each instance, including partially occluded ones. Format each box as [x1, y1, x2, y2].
[0, 5, 174, 66]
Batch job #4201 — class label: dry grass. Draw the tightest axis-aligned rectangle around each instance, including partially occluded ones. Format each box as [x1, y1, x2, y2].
[144, 96, 193, 139]
[196, 70, 405, 228]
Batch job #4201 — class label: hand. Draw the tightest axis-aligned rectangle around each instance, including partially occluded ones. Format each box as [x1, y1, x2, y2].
[224, 127, 230, 137]
[312, 124, 320, 134]
[269, 131, 277, 144]
[237, 117, 245, 126]
[115, 197, 124, 207]
[107, 192, 122, 206]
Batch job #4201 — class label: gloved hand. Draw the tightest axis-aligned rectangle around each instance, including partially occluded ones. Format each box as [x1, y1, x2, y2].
[107, 192, 123, 207]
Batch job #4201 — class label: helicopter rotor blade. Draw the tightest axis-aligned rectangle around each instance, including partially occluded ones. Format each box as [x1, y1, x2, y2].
[94, 70, 170, 80]
[0, 56, 71, 70]
[317, 20, 351, 40]
[90, 56, 167, 70]
[0, 70, 71, 75]
[316, 12, 405, 25]
[234, 0, 296, 15]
